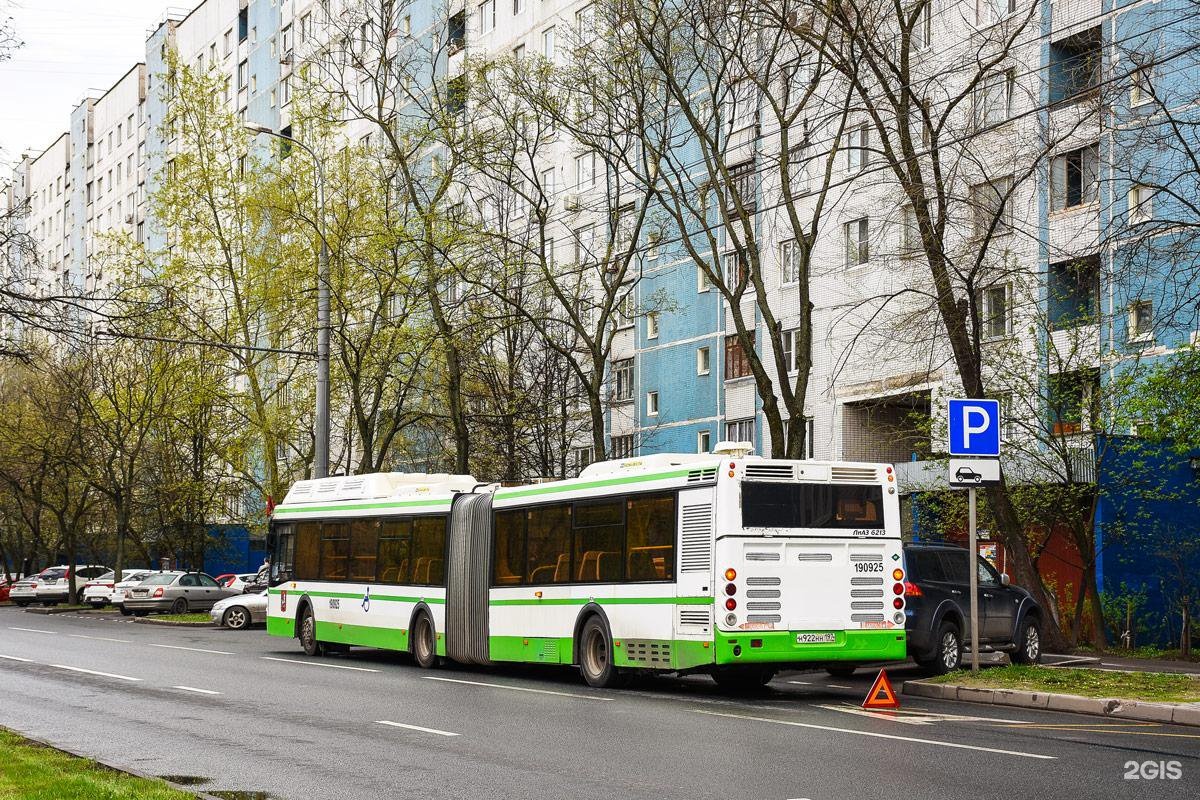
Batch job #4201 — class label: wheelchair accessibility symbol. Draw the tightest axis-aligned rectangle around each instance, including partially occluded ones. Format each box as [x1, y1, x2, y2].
[361, 586, 370, 613]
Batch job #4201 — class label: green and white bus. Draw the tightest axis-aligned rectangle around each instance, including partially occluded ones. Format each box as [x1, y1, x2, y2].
[266, 448, 907, 688]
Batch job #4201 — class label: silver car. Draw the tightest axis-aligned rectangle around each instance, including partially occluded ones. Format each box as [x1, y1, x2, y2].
[210, 590, 268, 629]
[123, 572, 239, 615]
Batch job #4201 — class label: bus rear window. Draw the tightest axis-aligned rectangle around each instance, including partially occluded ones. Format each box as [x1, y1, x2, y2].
[741, 483, 885, 529]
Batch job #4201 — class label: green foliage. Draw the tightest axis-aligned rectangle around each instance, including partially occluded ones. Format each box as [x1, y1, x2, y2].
[1126, 344, 1200, 453]
[927, 665, 1200, 703]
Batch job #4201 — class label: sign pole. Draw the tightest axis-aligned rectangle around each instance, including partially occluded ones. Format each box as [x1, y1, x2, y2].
[968, 486, 980, 672]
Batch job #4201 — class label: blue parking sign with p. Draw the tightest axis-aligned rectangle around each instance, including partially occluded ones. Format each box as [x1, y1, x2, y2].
[948, 398, 1001, 457]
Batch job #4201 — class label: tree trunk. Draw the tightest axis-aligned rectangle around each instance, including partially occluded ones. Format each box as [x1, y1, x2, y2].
[1087, 573, 1109, 649]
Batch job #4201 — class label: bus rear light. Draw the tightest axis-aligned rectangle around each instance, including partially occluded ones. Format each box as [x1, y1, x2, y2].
[724, 583, 737, 596]
[892, 597, 904, 609]
[886, 466, 893, 474]
[724, 568, 736, 581]
[729, 462, 735, 470]
[892, 568, 904, 581]
[892, 582, 904, 595]
[725, 598, 736, 611]
[903, 580, 922, 597]
[728, 471, 735, 477]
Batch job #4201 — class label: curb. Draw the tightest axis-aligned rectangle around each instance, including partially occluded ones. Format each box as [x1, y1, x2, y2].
[2, 726, 222, 800]
[25, 607, 96, 615]
[904, 679, 1200, 727]
[132, 617, 215, 627]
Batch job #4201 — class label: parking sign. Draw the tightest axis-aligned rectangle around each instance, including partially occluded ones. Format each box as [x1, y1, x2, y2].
[947, 398, 1000, 457]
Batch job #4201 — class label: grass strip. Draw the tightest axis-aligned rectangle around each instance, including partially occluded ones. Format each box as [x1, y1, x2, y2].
[145, 613, 211, 623]
[928, 665, 1200, 703]
[0, 728, 197, 799]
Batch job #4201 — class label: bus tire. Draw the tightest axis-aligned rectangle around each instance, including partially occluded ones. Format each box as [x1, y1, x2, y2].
[712, 666, 776, 693]
[299, 605, 324, 657]
[412, 612, 437, 669]
[578, 616, 625, 689]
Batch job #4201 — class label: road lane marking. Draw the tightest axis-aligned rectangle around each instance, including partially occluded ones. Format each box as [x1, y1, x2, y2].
[149, 643, 234, 655]
[826, 683, 853, 689]
[174, 686, 221, 695]
[376, 720, 461, 737]
[260, 656, 379, 672]
[818, 704, 1033, 726]
[8, 627, 54, 634]
[69, 634, 132, 643]
[999, 723, 1200, 739]
[50, 664, 141, 682]
[0, 654, 34, 662]
[787, 680, 813, 685]
[693, 709, 1056, 759]
[422, 675, 614, 701]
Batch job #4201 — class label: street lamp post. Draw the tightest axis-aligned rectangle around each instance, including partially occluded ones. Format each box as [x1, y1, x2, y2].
[246, 124, 330, 479]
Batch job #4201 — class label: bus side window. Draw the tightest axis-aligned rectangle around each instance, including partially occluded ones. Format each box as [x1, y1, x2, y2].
[573, 500, 622, 583]
[320, 522, 350, 581]
[626, 493, 676, 582]
[412, 515, 447, 586]
[294, 522, 320, 581]
[526, 504, 571, 584]
[350, 519, 379, 581]
[377, 518, 412, 583]
[493, 510, 525, 586]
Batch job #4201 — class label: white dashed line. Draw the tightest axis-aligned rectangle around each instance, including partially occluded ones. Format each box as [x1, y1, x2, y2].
[787, 680, 813, 685]
[69, 634, 132, 643]
[173, 685, 221, 695]
[260, 656, 379, 672]
[827, 683, 853, 689]
[376, 720, 461, 737]
[8, 627, 54, 634]
[149, 643, 234, 655]
[692, 709, 1056, 759]
[50, 664, 142, 682]
[423, 675, 614, 700]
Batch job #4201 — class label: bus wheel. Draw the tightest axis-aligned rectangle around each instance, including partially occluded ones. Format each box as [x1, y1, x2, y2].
[412, 613, 437, 669]
[579, 616, 625, 688]
[299, 605, 324, 657]
[712, 666, 776, 693]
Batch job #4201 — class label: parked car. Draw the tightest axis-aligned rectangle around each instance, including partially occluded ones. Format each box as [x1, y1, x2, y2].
[34, 565, 111, 605]
[211, 590, 268, 629]
[216, 572, 259, 593]
[902, 543, 1043, 674]
[123, 572, 240, 615]
[114, 570, 178, 615]
[9, 567, 68, 607]
[82, 568, 155, 608]
[0, 577, 15, 602]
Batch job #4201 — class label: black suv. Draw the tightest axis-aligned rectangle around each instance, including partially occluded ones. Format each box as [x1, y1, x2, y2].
[902, 543, 1043, 674]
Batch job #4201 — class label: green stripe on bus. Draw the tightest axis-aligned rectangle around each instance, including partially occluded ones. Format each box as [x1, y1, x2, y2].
[268, 588, 445, 604]
[488, 596, 711, 607]
[494, 468, 700, 500]
[273, 498, 452, 515]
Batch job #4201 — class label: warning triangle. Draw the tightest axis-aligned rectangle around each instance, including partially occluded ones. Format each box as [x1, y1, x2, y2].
[861, 668, 900, 710]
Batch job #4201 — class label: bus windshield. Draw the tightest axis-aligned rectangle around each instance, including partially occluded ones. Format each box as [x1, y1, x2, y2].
[741, 483, 885, 529]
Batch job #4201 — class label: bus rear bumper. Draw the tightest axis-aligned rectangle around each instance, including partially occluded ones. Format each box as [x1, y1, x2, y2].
[714, 629, 906, 666]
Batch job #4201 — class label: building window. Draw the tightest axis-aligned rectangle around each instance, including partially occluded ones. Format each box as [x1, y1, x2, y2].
[542, 26, 555, 59]
[646, 311, 659, 339]
[576, 4, 596, 44]
[1130, 66, 1153, 107]
[727, 160, 756, 214]
[804, 417, 815, 459]
[910, 1, 932, 50]
[514, 0, 524, 13]
[572, 446, 594, 476]
[730, 80, 757, 131]
[780, 239, 800, 284]
[611, 359, 634, 402]
[1128, 184, 1153, 225]
[723, 251, 747, 288]
[646, 391, 659, 416]
[975, 69, 1014, 127]
[224, 28, 233, 54]
[1050, 27, 1102, 103]
[698, 430, 712, 454]
[901, 204, 921, 257]
[237, 60, 248, 90]
[697, 346, 711, 375]
[513, 43, 525, 59]
[238, 7, 248, 42]
[574, 151, 595, 189]
[844, 218, 869, 267]
[1050, 144, 1099, 210]
[610, 434, 634, 459]
[976, 0, 1016, 26]
[782, 327, 804, 372]
[1047, 370, 1099, 436]
[845, 124, 869, 171]
[725, 333, 754, 380]
[725, 417, 755, 444]
[982, 284, 1011, 339]
[698, 266, 712, 293]
[1128, 300, 1153, 341]
[1048, 255, 1100, 329]
[971, 176, 1013, 237]
[478, 0, 496, 34]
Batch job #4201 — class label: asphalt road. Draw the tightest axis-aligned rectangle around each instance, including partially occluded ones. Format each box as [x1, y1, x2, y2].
[1, 605, 1198, 800]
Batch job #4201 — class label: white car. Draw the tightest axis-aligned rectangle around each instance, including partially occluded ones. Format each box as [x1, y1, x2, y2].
[8, 567, 66, 607]
[82, 569, 154, 608]
[210, 590, 268, 630]
[31, 565, 110, 605]
[112, 570, 175, 614]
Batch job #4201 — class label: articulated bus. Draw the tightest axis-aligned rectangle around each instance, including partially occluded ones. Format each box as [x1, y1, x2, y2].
[265, 448, 907, 688]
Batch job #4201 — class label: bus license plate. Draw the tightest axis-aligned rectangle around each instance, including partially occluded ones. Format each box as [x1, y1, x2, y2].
[796, 633, 836, 644]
